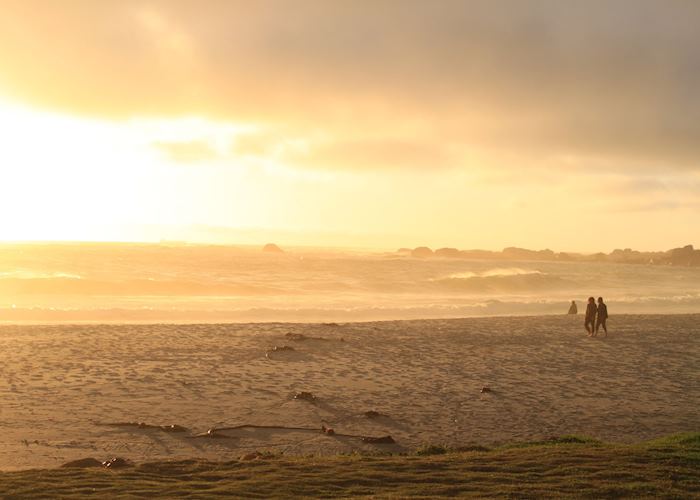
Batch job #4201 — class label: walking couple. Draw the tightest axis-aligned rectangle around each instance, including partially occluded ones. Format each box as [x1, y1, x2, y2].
[584, 297, 608, 337]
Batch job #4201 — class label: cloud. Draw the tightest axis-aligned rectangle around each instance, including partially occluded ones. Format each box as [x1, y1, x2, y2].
[1, 0, 699, 170]
[152, 140, 220, 164]
[286, 139, 453, 170]
[609, 199, 700, 213]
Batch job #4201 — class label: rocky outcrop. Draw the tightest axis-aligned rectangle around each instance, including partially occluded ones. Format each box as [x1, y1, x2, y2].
[435, 247, 461, 258]
[394, 243, 699, 266]
[669, 245, 700, 266]
[411, 247, 434, 258]
[262, 243, 284, 254]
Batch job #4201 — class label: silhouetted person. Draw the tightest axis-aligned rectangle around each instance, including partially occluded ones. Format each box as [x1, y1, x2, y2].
[568, 300, 578, 315]
[596, 297, 608, 337]
[584, 297, 596, 335]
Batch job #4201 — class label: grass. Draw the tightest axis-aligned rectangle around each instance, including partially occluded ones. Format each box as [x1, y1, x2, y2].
[0, 433, 698, 498]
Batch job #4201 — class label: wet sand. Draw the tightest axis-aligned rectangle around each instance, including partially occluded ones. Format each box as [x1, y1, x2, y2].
[0, 314, 697, 470]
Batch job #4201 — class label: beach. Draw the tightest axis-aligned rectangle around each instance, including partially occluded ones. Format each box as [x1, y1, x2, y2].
[0, 314, 697, 471]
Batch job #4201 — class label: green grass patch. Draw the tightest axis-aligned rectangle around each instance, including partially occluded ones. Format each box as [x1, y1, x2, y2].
[0, 433, 698, 498]
[415, 444, 449, 456]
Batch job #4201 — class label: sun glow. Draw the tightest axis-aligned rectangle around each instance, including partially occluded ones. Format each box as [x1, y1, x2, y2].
[0, 98, 261, 242]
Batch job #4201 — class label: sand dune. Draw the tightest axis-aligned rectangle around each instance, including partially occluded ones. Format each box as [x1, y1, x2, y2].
[0, 314, 697, 470]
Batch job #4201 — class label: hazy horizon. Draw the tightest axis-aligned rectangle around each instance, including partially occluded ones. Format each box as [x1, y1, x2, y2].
[0, 237, 696, 256]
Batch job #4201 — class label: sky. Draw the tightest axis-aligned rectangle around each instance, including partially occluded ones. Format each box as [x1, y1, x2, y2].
[0, 0, 698, 252]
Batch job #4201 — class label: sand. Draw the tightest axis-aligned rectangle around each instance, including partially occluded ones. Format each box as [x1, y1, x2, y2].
[0, 314, 697, 471]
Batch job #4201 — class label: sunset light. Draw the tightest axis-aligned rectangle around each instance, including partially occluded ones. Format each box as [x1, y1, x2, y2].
[0, 2, 698, 494]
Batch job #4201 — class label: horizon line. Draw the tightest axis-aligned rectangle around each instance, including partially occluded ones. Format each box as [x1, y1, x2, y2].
[0, 238, 694, 256]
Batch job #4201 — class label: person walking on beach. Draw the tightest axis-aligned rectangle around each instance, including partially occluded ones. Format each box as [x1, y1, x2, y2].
[595, 297, 608, 337]
[584, 297, 596, 335]
[568, 300, 578, 314]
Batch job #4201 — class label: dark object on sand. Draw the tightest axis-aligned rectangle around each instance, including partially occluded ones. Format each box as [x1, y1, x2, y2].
[361, 435, 395, 444]
[205, 428, 235, 439]
[293, 391, 317, 402]
[101, 421, 189, 433]
[240, 451, 265, 461]
[61, 458, 103, 468]
[187, 428, 237, 439]
[285, 332, 330, 342]
[363, 410, 385, 419]
[480, 387, 492, 393]
[162, 424, 189, 433]
[266, 345, 296, 358]
[102, 457, 132, 469]
[193, 423, 397, 444]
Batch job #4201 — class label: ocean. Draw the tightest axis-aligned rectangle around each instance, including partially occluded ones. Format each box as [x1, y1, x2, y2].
[1, 243, 700, 322]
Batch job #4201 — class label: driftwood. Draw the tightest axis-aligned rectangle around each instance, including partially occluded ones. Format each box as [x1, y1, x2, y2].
[191, 424, 395, 444]
[102, 457, 133, 469]
[101, 422, 189, 433]
[61, 457, 133, 469]
[100, 421, 395, 444]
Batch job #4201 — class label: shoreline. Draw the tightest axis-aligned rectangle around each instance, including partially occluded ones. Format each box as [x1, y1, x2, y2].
[2, 311, 700, 327]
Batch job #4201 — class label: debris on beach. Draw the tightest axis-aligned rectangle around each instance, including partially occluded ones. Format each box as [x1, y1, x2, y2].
[101, 419, 397, 446]
[101, 421, 190, 433]
[240, 451, 265, 461]
[293, 391, 317, 402]
[61, 458, 103, 468]
[265, 345, 296, 358]
[363, 410, 386, 419]
[102, 457, 132, 469]
[361, 435, 395, 444]
[285, 332, 331, 342]
[162, 424, 189, 433]
[480, 386, 492, 394]
[205, 428, 235, 439]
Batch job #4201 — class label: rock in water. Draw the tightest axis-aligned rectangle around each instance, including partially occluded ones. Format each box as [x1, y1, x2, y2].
[411, 246, 434, 258]
[262, 243, 284, 254]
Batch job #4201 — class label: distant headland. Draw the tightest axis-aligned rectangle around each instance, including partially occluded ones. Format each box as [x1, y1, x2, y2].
[396, 244, 700, 267]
